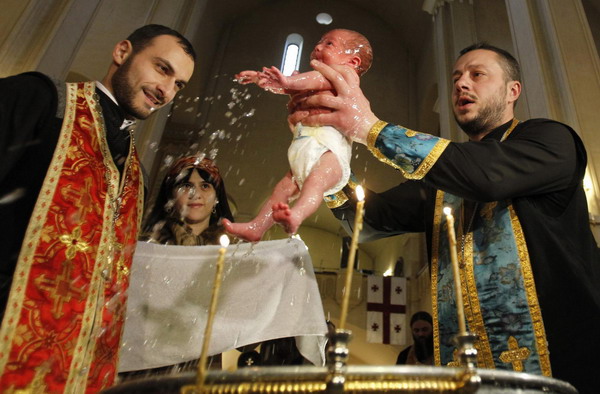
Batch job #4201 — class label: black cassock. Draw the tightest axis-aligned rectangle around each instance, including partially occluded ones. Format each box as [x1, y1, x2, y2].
[332, 119, 600, 393]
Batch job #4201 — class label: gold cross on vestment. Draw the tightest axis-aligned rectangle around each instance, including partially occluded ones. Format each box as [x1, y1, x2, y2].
[59, 226, 90, 260]
[34, 260, 85, 319]
[446, 349, 460, 367]
[60, 177, 99, 221]
[116, 255, 130, 284]
[499, 336, 530, 371]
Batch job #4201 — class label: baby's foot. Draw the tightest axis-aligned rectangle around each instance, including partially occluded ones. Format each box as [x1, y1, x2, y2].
[222, 218, 263, 242]
[272, 203, 302, 235]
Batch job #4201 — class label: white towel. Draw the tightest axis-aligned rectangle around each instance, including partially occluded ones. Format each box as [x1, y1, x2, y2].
[118, 238, 327, 371]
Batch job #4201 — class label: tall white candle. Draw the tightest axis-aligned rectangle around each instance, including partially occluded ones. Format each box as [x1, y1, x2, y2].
[196, 234, 230, 387]
[443, 207, 467, 335]
[339, 185, 365, 330]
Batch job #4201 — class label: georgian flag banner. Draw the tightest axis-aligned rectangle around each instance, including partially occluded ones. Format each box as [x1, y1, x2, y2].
[366, 275, 407, 345]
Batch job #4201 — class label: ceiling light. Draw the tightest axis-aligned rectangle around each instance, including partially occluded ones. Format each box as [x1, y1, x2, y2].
[316, 12, 332, 25]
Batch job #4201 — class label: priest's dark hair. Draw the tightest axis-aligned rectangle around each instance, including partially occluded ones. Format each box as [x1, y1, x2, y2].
[459, 42, 521, 83]
[127, 24, 196, 61]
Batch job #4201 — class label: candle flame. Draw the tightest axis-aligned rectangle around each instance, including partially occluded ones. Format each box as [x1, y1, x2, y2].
[356, 185, 365, 201]
[219, 234, 230, 247]
[443, 207, 452, 216]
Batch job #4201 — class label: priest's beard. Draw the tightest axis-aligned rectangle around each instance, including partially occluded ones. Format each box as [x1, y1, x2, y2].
[112, 57, 150, 120]
[413, 333, 434, 363]
[455, 85, 507, 138]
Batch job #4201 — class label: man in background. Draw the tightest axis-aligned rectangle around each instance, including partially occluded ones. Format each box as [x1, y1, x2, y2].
[396, 311, 434, 366]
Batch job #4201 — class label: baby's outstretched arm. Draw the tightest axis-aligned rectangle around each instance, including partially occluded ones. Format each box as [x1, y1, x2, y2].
[234, 69, 288, 94]
[235, 70, 262, 85]
[260, 66, 334, 92]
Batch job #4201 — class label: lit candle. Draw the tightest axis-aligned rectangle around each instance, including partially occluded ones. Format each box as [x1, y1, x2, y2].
[339, 185, 365, 330]
[443, 207, 467, 335]
[196, 234, 230, 388]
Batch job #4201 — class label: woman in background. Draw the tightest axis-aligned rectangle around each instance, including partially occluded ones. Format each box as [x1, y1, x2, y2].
[142, 155, 234, 245]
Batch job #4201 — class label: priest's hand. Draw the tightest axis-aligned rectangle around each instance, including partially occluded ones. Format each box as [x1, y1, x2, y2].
[287, 60, 379, 145]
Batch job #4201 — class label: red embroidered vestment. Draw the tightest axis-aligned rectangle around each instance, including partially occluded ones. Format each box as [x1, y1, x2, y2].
[0, 82, 144, 393]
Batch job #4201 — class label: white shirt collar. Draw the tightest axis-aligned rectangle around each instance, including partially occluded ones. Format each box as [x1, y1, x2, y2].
[95, 81, 136, 131]
[95, 81, 118, 105]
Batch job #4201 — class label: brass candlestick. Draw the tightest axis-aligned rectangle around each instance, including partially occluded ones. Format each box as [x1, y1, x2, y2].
[443, 207, 478, 369]
[181, 234, 230, 394]
[339, 185, 365, 330]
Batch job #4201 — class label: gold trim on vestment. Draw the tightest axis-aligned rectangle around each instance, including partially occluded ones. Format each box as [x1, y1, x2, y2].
[366, 121, 451, 180]
[508, 204, 552, 377]
[325, 189, 349, 209]
[64, 82, 108, 390]
[0, 81, 78, 372]
[431, 190, 444, 366]
[401, 138, 450, 180]
[366, 120, 388, 147]
[325, 176, 360, 209]
[461, 226, 495, 368]
[65, 81, 134, 390]
[501, 119, 520, 142]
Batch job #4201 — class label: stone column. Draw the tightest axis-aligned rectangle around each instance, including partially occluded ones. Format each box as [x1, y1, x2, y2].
[0, 0, 100, 79]
[506, 0, 600, 240]
[427, 0, 477, 142]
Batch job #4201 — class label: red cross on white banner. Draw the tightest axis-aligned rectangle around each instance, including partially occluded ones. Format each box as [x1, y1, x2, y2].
[366, 275, 406, 345]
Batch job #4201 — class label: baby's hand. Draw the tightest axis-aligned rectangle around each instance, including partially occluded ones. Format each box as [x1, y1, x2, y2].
[257, 66, 288, 94]
[234, 70, 260, 85]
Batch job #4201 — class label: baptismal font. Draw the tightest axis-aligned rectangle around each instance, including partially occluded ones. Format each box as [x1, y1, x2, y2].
[104, 198, 578, 394]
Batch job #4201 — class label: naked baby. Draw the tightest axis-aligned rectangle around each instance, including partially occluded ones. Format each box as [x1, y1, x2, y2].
[224, 29, 372, 241]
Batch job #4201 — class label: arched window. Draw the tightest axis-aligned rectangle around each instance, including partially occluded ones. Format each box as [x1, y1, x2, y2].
[281, 33, 303, 76]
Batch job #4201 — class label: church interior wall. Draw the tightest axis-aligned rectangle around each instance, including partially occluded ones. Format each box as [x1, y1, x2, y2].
[414, 41, 440, 135]
[582, 0, 600, 56]
[3, 0, 599, 369]
[0, 0, 30, 53]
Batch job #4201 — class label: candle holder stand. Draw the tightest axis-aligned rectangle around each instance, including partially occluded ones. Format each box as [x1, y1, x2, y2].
[325, 328, 352, 393]
[453, 331, 479, 371]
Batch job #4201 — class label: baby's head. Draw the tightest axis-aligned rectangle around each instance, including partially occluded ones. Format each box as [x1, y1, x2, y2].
[310, 29, 373, 76]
